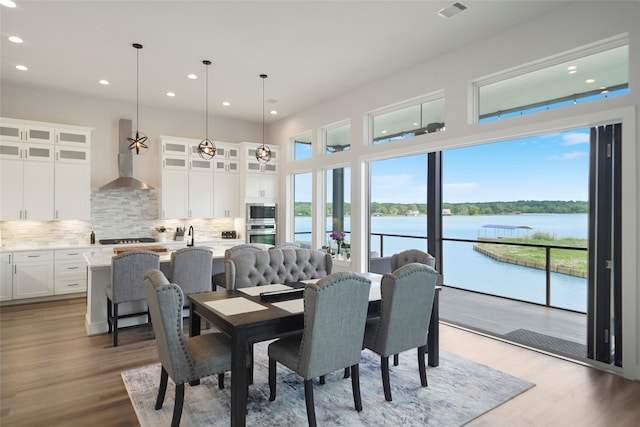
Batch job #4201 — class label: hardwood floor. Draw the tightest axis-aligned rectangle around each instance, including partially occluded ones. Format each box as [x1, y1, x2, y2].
[2, 297, 639, 426]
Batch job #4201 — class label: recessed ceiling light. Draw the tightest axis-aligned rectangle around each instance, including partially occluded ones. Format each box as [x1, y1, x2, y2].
[166, 92, 176, 97]
[0, 0, 17, 8]
[187, 74, 198, 80]
[600, 89, 609, 94]
[567, 65, 577, 71]
[568, 70, 577, 75]
[270, 110, 278, 115]
[222, 101, 231, 107]
[585, 79, 595, 84]
[381, 130, 388, 134]
[16, 65, 28, 71]
[8, 36, 23, 43]
[99, 79, 109, 85]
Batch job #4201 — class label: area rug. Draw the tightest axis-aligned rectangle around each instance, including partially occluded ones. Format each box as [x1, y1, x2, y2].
[505, 328, 587, 358]
[122, 342, 534, 427]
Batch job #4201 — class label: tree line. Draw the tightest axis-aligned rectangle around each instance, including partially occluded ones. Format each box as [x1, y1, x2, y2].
[294, 200, 587, 216]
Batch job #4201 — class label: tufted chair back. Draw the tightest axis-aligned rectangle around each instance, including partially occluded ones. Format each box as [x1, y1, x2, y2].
[390, 249, 436, 271]
[226, 248, 332, 289]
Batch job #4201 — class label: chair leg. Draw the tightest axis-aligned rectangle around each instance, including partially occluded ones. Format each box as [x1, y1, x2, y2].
[319, 375, 325, 385]
[268, 357, 277, 401]
[218, 373, 225, 389]
[343, 367, 350, 378]
[112, 303, 119, 347]
[106, 299, 112, 333]
[304, 379, 317, 427]
[350, 364, 363, 412]
[381, 355, 392, 401]
[155, 366, 169, 410]
[394, 353, 399, 366]
[171, 383, 185, 427]
[418, 345, 428, 387]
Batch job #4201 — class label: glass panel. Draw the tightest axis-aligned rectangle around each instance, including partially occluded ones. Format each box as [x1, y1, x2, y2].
[478, 45, 629, 122]
[165, 143, 186, 153]
[369, 154, 428, 258]
[325, 166, 351, 259]
[372, 98, 445, 144]
[165, 158, 186, 167]
[0, 145, 19, 156]
[442, 130, 589, 312]
[325, 122, 350, 154]
[293, 131, 312, 160]
[0, 126, 20, 138]
[59, 132, 86, 143]
[247, 163, 260, 171]
[191, 159, 212, 170]
[59, 149, 86, 160]
[29, 129, 51, 141]
[28, 147, 50, 158]
[294, 172, 312, 248]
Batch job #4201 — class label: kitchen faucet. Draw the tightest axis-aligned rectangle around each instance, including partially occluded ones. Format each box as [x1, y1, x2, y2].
[187, 225, 194, 247]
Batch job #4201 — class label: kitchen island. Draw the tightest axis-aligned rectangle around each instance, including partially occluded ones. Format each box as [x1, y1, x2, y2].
[83, 246, 229, 335]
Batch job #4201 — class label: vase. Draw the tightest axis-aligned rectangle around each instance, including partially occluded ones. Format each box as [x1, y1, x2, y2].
[157, 232, 167, 243]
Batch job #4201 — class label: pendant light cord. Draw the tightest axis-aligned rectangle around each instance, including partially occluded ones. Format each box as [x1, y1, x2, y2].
[205, 61, 209, 139]
[262, 74, 266, 146]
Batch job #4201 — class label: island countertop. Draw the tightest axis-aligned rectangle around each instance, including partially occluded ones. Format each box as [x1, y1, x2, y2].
[82, 246, 228, 269]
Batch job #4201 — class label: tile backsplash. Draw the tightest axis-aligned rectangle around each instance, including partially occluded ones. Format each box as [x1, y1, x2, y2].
[0, 188, 239, 247]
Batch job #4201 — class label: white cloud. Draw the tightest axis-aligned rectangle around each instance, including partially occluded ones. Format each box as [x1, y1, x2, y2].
[549, 151, 588, 160]
[561, 132, 589, 146]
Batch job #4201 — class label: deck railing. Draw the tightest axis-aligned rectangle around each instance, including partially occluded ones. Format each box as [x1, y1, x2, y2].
[371, 232, 587, 312]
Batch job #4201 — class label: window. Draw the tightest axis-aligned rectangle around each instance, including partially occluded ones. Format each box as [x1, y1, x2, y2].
[325, 166, 350, 259]
[293, 131, 312, 160]
[371, 96, 445, 144]
[323, 121, 351, 154]
[293, 172, 312, 248]
[477, 43, 629, 122]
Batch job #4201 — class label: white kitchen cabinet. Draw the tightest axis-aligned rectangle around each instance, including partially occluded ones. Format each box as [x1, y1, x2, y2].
[54, 249, 88, 294]
[188, 164, 214, 218]
[55, 147, 90, 220]
[0, 253, 13, 301]
[0, 144, 55, 221]
[162, 137, 190, 156]
[213, 168, 240, 218]
[55, 127, 91, 147]
[161, 161, 189, 219]
[241, 142, 279, 203]
[12, 250, 54, 299]
[0, 120, 54, 143]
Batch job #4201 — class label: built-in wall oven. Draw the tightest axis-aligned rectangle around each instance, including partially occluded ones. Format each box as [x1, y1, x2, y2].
[246, 203, 277, 245]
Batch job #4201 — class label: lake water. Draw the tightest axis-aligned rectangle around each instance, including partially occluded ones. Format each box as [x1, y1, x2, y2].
[295, 213, 588, 312]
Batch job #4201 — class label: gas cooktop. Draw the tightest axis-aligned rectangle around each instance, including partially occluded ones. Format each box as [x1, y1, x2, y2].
[99, 237, 156, 245]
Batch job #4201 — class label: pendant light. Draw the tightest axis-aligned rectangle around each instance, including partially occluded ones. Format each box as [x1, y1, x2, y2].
[127, 43, 148, 155]
[198, 60, 216, 159]
[255, 74, 272, 164]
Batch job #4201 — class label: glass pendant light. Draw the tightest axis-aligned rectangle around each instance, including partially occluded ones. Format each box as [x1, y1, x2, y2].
[198, 60, 216, 159]
[255, 74, 272, 164]
[127, 43, 149, 155]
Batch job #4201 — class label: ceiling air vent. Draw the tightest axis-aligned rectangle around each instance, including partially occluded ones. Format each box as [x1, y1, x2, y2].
[438, 2, 468, 18]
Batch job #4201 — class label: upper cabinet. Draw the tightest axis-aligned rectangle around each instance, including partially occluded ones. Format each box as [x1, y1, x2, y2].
[241, 142, 279, 202]
[0, 118, 92, 221]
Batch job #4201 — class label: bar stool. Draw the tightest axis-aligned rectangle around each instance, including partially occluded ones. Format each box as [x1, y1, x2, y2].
[169, 246, 214, 305]
[106, 250, 160, 347]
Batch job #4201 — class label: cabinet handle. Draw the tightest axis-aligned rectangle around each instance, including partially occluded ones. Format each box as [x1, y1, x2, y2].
[14, 265, 17, 274]
[67, 266, 79, 270]
[28, 255, 40, 258]
[68, 283, 79, 287]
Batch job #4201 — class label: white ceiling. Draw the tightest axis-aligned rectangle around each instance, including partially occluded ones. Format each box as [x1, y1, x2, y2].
[1, 1, 570, 124]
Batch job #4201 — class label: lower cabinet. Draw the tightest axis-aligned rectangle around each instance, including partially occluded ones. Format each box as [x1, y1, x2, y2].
[0, 253, 13, 301]
[54, 249, 88, 294]
[12, 250, 54, 299]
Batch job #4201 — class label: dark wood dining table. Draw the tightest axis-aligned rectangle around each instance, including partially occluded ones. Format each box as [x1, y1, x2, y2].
[188, 275, 440, 427]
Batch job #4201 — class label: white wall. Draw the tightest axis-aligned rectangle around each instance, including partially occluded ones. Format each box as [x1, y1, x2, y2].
[0, 83, 262, 190]
[270, 1, 640, 380]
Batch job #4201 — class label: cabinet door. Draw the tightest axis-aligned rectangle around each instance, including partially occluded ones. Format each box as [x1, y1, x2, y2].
[0, 159, 23, 220]
[23, 160, 55, 220]
[162, 140, 189, 156]
[0, 253, 12, 301]
[188, 169, 213, 218]
[56, 146, 90, 164]
[13, 253, 54, 299]
[213, 172, 240, 218]
[162, 168, 189, 219]
[0, 123, 23, 142]
[24, 125, 54, 143]
[55, 128, 91, 147]
[55, 162, 90, 220]
[245, 173, 278, 200]
[0, 141, 22, 160]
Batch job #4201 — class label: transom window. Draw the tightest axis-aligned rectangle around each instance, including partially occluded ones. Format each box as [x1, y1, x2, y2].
[370, 95, 445, 145]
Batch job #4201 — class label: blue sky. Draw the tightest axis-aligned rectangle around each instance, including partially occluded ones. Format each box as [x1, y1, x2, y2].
[296, 128, 590, 204]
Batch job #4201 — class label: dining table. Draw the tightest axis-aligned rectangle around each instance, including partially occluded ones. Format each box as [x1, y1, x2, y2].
[188, 273, 441, 427]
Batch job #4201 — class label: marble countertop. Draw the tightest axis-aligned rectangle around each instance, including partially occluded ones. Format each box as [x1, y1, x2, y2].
[0, 239, 244, 254]
[83, 246, 228, 269]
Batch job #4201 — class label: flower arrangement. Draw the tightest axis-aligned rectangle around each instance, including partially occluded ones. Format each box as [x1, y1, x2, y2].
[156, 226, 167, 233]
[330, 231, 346, 250]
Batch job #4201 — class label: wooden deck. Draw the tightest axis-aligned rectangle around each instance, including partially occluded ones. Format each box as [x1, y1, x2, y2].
[439, 286, 587, 354]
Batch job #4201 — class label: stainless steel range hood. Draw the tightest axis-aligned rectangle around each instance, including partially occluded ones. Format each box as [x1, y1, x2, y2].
[99, 118, 153, 190]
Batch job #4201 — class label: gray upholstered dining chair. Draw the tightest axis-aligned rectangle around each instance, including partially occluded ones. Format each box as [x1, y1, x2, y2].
[169, 246, 214, 302]
[211, 243, 263, 289]
[272, 242, 300, 250]
[106, 250, 160, 347]
[267, 272, 371, 427]
[144, 269, 232, 427]
[391, 248, 436, 270]
[363, 263, 438, 401]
